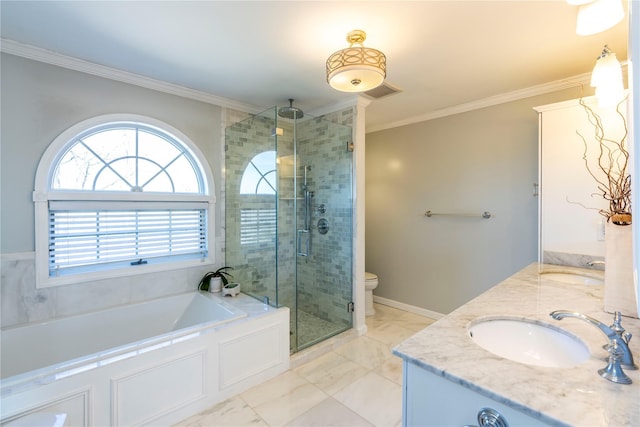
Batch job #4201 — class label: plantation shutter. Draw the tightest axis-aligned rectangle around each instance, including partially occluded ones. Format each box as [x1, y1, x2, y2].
[48, 201, 207, 276]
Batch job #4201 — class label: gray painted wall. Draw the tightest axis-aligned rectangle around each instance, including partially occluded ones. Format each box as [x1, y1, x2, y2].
[365, 87, 595, 315]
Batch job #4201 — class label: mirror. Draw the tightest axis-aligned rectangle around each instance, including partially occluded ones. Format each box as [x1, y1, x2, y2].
[535, 97, 627, 267]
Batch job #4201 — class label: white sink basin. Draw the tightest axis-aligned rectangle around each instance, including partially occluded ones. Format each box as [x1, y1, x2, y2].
[540, 272, 603, 285]
[468, 317, 590, 368]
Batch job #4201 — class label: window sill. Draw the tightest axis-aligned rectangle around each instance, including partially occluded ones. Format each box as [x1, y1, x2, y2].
[36, 258, 214, 289]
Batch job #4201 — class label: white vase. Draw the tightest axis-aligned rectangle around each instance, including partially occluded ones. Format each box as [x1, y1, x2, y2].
[209, 276, 222, 293]
[604, 222, 638, 318]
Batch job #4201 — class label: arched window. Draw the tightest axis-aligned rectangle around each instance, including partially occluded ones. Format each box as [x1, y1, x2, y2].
[33, 114, 214, 287]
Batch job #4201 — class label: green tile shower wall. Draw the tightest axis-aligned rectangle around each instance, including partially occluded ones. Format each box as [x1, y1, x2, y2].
[224, 107, 354, 329]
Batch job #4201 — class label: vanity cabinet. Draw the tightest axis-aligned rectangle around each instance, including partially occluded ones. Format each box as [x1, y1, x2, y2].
[403, 361, 548, 426]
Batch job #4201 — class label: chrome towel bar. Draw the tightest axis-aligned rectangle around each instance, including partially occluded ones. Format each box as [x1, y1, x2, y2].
[424, 210, 492, 219]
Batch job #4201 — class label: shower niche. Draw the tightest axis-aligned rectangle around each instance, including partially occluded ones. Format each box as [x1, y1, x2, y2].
[225, 103, 354, 353]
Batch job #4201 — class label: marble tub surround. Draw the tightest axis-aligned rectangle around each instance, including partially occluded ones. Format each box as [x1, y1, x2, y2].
[0, 252, 214, 329]
[393, 263, 639, 427]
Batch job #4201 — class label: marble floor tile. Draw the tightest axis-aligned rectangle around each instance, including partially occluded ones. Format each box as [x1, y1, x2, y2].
[283, 397, 374, 427]
[365, 304, 407, 330]
[365, 322, 418, 348]
[332, 371, 403, 427]
[334, 335, 393, 370]
[398, 311, 436, 332]
[377, 356, 404, 385]
[367, 304, 435, 334]
[173, 396, 267, 427]
[240, 371, 328, 427]
[293, 351, 369, 396]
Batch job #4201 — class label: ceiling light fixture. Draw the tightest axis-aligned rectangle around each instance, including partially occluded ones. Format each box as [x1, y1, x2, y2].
[590, 45, 624, 108]
[572, 0, 624, 35]
[326, 30, 386, 92]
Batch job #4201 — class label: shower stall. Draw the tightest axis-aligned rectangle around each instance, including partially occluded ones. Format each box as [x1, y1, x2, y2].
[224, 101, 354, 353]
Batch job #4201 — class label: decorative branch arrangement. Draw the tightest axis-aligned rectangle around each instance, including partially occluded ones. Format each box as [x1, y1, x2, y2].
[576, 97, 631, 225]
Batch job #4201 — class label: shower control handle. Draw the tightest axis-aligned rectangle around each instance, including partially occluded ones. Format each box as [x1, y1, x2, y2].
[317, 219, 329, 235]
[297, 229, 309, 257]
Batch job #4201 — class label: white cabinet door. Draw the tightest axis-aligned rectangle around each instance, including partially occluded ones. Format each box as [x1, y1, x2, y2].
[403, 361, 548, 426]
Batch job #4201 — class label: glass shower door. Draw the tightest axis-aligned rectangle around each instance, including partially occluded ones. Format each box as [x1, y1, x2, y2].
[287, 115, 353, 352]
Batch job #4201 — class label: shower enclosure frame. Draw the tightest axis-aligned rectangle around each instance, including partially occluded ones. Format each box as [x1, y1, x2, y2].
[224, 103, 355, 353]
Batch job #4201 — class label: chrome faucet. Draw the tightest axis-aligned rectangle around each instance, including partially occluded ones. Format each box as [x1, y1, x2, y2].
[549, 310, 637, 371]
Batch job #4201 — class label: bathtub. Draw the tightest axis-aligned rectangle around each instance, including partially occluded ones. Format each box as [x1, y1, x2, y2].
[1, 292, 290, 426]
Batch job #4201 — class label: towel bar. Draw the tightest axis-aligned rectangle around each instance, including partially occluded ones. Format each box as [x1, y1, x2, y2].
[424, 210, 491, 219]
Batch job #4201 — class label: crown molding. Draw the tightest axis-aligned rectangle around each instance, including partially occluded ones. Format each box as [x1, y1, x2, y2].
[367, 62, 629, 133]
[2, 38, 630, 132]
[0, 38, 265, 114]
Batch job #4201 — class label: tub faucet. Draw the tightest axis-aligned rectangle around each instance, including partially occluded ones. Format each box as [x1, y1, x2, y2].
[549, 310, 637, 371]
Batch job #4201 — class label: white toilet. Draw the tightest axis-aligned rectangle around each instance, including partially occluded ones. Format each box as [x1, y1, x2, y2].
[365, 272, 379, 316]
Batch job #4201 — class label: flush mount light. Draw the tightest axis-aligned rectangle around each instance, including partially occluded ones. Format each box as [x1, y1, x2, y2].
[326, 30, 386, 92]
[590, 45, 624, 108]
[572, 0, 624, 35]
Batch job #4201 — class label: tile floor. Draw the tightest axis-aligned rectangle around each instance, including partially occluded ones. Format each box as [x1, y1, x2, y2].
[174, 303, 436, 427]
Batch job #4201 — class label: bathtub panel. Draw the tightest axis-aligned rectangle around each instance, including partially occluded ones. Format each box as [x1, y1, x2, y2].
[112, 352, 206, 426]
[0, 388, 89, 426]
[218, 321, 284, 389]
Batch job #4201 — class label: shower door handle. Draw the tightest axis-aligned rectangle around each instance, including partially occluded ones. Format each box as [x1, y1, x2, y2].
[297, 229, 309, 257]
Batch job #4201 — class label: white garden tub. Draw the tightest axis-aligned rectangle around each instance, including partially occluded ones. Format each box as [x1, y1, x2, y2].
[0, 291, 290, 426]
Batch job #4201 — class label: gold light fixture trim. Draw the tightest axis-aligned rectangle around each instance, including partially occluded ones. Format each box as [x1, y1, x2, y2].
[326, 30, 387, 92]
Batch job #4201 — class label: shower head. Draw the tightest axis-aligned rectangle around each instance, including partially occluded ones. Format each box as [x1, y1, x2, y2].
[278, 99, 304, 119]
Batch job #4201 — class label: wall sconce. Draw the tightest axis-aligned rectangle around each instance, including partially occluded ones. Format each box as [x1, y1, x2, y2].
[326, 30, 386, 92]
[590, 45, 624, 108]
[568, 0, 624, 35]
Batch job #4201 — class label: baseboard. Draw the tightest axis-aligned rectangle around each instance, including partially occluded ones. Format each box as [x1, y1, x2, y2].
[373, 295, 444, 320]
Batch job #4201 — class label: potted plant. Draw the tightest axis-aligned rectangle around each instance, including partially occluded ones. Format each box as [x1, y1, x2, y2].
[198, 267, 233, 293]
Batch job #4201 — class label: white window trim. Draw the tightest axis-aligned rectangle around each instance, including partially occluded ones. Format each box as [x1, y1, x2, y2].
[33, 114, 216, 288]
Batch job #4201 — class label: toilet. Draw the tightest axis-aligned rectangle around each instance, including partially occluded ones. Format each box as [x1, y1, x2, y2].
[365, 272, 379, 316]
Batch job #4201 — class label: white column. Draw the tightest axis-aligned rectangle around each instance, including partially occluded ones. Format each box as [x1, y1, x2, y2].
[353, 96, 373, 335]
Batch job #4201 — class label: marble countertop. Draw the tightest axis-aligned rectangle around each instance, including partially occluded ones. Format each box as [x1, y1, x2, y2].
[393, 263, 640, 427]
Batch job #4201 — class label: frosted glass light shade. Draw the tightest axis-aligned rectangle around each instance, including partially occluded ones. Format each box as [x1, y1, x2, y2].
[591, 48, 624, 108]
[327, 58, 386, 92]
[576, 0, 624, 35]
